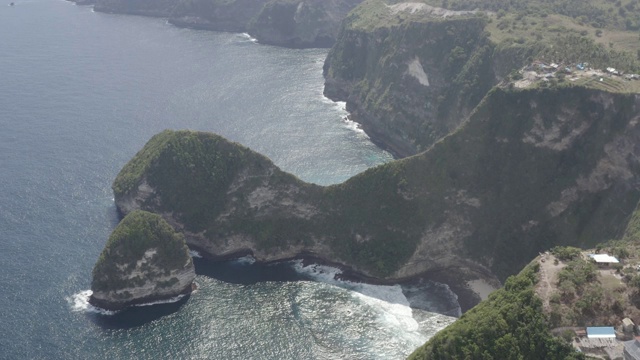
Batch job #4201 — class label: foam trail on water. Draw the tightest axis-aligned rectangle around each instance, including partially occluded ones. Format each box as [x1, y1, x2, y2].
[134, 294, 186, 307]
[66, 290, 117, 315]
[292, 261, 458, 346]
[239, 33, 258, 43]
[232, 255, 256, 265]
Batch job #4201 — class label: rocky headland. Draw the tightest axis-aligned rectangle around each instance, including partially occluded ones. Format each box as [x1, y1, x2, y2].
[69, 0, 363, 48]
[89, 210, 196, 311]
[109, 81, 640, 311]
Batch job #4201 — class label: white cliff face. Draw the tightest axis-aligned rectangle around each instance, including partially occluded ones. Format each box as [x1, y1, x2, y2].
[91, 252, 195, 309]
[91, 263, 195, 307]
[406, 57, 430, 86]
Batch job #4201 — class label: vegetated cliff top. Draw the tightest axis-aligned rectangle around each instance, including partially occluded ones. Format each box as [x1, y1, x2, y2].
[409, 201, 640, 360]
[408, 263, 585, 360]
[343, 0, 640, 72]
[323, 0, 640, 158]
[115, 84, 640, 295]
[538, 202, 640, 330]
[91, 210, 192, 293]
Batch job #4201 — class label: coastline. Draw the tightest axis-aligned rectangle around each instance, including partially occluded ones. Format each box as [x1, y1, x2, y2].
[66, 0, 335, 49]
[187, 244, 486, 313]
[88, 282, 197, 312]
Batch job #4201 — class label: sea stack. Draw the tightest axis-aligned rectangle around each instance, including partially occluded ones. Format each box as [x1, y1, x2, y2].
[89, 210, 196, 311]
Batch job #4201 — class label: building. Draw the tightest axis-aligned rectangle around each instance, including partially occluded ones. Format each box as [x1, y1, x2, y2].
[623, 318, 635, 334]
[587, 327, 616, 338]
[588, 254, 620, 267]
[624, 338, 640, 360]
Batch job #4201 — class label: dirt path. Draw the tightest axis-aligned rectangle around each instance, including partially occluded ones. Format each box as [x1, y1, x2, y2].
[535, 253, 565, 312]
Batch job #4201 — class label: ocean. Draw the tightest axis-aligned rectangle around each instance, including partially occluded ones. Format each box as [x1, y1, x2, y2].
[0, 1, 459, 358]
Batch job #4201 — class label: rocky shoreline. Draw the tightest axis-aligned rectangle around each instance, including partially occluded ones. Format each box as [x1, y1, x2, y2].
[67, 0, 361, 49]
[187, 244, 489, 313]
[89, 282, 197, 311]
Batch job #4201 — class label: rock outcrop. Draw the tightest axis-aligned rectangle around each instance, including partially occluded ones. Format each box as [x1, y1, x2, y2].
[247, 0, 362, 48]
[92, 0, 177, 17]
[69, 0, 363, 48]
[111, 87, 640, 309]
[90, 210, 195, 311]
[168, 0, 267, 33]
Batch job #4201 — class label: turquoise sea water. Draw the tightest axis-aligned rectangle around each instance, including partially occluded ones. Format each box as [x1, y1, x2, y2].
[0, 1, 459, 358]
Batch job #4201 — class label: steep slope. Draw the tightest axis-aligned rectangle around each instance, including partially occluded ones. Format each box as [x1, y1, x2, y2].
[90, 210, 195, 310]
[247, 0, 362, 48]
[324, 0, 640, 157]
[324, 2, 497, 156]
[168, 0, 267, 33]
[408, 264, 584, 359]
[92, 0, 178, 17]
[69, 0, 363, 48]
[113, 85, 640, 308]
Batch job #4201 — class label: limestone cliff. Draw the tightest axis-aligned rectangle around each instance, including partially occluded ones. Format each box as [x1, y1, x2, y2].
[247, 0, 362, 48]
[168, 0, 267, 33]
[92, 0, 177, 17]
[112, 86, 640, 308]
[90, 210, 195, 311]
[324, 0, 498, 157]
[70, 0, 362, 48]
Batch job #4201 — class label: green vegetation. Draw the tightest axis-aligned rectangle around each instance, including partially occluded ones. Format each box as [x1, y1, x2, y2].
[551, 246, 582, 261]
[114, 130, 309, 231]
[325, 0, 640, 156]
[408, 264, 584, 360]
[117, 83, 640, 281]
[91, 210, 191, 292]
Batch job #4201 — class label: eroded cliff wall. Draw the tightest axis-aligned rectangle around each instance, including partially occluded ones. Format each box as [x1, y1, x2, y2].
[113, 87, 640, 307]
[324, 1, 498, 156]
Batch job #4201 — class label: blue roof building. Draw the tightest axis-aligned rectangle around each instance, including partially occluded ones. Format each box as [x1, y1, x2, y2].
[586, 327, 616, 338]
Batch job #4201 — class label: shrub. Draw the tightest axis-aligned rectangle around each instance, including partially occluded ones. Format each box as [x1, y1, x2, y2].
[551, 246, 582, 261]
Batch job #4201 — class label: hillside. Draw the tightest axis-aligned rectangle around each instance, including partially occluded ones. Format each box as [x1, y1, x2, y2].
[408, 264, 584, 360]
[113, 84, 640, 310]
[323, 0, 640, 157]
[409, 202, 640, 359]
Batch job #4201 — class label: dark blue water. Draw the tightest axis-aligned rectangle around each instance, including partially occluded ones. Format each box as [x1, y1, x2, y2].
[0, 1, 458, 358]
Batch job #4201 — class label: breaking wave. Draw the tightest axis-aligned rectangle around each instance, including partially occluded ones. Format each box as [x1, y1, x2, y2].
[66, 290, 117, 315]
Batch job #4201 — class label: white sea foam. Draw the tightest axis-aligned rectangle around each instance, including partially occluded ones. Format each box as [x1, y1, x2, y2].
[291, 261, 342, 283]
[239, 33, 258, 43]
[67, 289, 189, 313]
[343, 117, 367, 135]
[292, 261, 458, 345]
[66, 290, 117, 315]
[134, 294, 186, 307]
[189, 249, 202, 258]
[232, 255, 256, 265]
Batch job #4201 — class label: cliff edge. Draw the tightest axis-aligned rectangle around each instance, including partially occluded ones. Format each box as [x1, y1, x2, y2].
[112, 85, 640, 309]
[89, 210, 195, 311]
[69, 0, 363, 48]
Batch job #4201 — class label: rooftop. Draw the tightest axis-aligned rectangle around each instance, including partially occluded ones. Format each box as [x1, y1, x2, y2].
[588, 254, 620, 264]
[587, 327, 616, 338]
